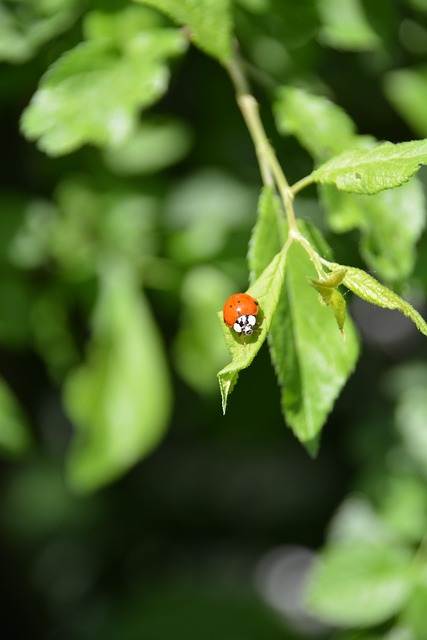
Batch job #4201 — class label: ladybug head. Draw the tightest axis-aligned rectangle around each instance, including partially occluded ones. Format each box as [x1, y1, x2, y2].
[233, 314, 257, 336]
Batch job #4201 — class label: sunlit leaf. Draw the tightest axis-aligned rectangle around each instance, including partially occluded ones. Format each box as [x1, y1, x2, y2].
[134, 0, 233, 61]
[247, 187, 286, 278]
[327, 495, 395, 545]
[272, 237, 358, 453]
[274, 86, 356, 160]
[317, 0, 387, 51]
[218, 246, 287, 414]
[218, 188, 287, 413]
[64, 261, 172, 491]
[337, 265, 427, 337]
[247, 188, 359, 454]
[305, 543, 413, 626]
[21, 30, 186, 155]
[84, 5, 165, 44]
[312, 140, 427, 194]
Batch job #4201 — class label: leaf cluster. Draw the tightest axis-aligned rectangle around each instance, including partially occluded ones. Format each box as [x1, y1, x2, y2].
[1, 0, 427, 489]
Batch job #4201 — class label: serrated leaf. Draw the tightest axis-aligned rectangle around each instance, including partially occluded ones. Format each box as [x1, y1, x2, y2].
[218, 188, 287, 411]
[218, 247, 287, 414]
[247, 187, 286, 277]
[0, 378, 32, 456]
[64, 261, 172, 492]
[271, 237, 359, 453]
[274, 86, 356, 160]
[247, 189, 359, 453]
[321, 177, 426, 281]
[312, 140, 427, 194]
[337, 264, 427, 337]
[134, 0, 233, 61]
[305, 543, 413, 627]
[21, 30, 186, 156]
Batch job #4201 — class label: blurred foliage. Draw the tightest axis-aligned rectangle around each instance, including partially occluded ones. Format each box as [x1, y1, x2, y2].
[1, 0, 427, 638]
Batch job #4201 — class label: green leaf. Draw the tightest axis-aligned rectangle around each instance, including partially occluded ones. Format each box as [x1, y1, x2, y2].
[21, 30, 186, 156]
[380, 475, 427, 545]
[0, 378, 32, 456]
[48, 177, 159, 277]
[64, 261, 172, 492]
[134, 0, 233, 61]
[271, 236, 359, 453]
[0, 1, 77, 63]
[218, 188, 287, 412]
[247, 187, 286, 278]
[274, 86, 357, 160]
[103, 117, 192, 175]
[217, 247, 287, 414]
[321, 177, 426, 281]
[317, 0, 387, 51]
[311, 276, 347, 335]
[312, 139, 427, 194]
[247, 188, 359, 453]
[338, 265, 427, 337]
[305, 543, 413, 627]
[385, 67, 427, 138]
[401, 581, 427, 639]
[327, 495, 395, 545]
[84, 5, 165, 44]
[312, 268, 347, 290]
[166, 169, 258, 262]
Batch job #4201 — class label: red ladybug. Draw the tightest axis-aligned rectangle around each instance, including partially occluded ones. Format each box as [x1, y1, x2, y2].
[223, 293, 259, 336]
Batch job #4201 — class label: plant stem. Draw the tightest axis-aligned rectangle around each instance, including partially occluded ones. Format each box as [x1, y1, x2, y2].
[225, 51, 329, 278]
[225, 55, 298, 233]
[291, 174, 315, 196]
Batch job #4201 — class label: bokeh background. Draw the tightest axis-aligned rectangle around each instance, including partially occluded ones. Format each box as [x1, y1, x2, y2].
[2, 1, 427, 638]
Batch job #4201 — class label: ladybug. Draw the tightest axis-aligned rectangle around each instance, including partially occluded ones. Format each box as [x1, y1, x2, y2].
[223, 293, 259, 337]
